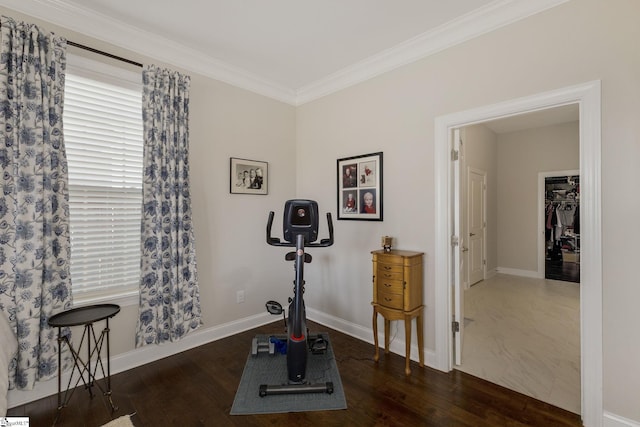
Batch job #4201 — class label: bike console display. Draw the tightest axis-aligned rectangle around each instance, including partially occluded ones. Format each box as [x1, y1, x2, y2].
[284, 200, 319, 244]
[267, 199, 333, 247]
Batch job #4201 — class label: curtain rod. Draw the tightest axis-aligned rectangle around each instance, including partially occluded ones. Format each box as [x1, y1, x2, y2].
[67, 40, 143, 68]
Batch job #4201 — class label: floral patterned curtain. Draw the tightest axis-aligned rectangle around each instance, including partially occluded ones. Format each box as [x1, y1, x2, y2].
[0, 16, 72, 390]
[136, 66, 202, 347]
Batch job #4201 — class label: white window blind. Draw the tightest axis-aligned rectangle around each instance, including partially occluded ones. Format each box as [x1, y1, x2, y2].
[64, 54, 143, 304]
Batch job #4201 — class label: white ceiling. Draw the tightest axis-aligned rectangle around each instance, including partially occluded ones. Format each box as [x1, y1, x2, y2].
[1, 0, 568, 104]
[64, 0, 495, 90]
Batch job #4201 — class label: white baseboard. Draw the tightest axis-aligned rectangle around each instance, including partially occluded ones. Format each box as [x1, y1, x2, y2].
[604, 412, 640, 427]
[307, 307, 437, 368]
[496, 266, 541, 279]
[7, 312, 273, 409]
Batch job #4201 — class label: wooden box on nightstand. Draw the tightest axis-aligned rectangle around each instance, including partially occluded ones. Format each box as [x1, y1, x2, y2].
[371, 249, 424, 375]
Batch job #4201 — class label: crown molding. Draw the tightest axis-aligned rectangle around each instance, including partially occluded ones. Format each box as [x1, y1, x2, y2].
[0, 0, 297, 104]
[0, 0, 568, 106]
[295, 0, 570, 105]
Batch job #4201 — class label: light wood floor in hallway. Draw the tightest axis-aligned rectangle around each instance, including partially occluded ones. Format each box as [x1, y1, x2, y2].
[456, 273, 581, 414]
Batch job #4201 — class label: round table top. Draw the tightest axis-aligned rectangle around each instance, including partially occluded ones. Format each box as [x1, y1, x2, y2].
[48, 304, 120, 327]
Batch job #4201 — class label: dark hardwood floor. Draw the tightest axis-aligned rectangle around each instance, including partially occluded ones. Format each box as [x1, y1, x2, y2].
[545, 259, 580, 283]
[8, 321, 583, 427]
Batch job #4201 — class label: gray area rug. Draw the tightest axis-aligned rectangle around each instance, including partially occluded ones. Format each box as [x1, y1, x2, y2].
[230, 333, 347, 415]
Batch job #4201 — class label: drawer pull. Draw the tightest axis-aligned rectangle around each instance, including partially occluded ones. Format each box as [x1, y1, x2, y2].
[384, 283, 392, 288]
[384, 297, 392, 302]
[383, 266, 392, 270]
[383, 273, 392, 278]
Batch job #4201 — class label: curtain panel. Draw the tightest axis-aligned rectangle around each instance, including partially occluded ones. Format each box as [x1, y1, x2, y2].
[136, 66, 202, 347]
[0, 16, 72, 390]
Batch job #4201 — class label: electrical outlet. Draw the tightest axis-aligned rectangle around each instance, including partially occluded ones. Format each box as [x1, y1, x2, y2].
[236, 290, 245, 304]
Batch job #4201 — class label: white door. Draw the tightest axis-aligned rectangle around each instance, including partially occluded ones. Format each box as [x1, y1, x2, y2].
[468, 168, 486, 286]
[452, 129, 464, 365]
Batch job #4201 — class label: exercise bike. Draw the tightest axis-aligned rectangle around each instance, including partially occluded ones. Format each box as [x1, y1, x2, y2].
[255, 199, 334, 397]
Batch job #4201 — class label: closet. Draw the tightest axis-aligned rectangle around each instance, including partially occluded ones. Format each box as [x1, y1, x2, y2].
[545, 175, 580, 283]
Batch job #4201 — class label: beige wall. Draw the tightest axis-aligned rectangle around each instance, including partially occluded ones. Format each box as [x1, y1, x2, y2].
[297, 0, 640, 421]
[3, 0, 640, 422]
[496, 122, 579, 272]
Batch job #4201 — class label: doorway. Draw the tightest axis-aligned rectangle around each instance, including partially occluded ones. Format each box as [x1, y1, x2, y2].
[433, 81, 602, 425]
[540, 171, 580, 283]
[457, 122, 580, 412]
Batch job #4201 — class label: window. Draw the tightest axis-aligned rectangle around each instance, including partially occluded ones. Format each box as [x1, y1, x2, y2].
[64, 54, 143, 306]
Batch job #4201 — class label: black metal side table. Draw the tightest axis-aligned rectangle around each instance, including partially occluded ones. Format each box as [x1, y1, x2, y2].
[48, 304, 120, 422]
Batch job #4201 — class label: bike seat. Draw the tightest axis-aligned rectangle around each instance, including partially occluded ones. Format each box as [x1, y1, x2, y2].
[285, 252, 312, 263]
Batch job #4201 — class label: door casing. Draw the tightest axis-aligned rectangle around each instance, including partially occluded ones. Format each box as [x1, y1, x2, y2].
[434, 81, 602, 426]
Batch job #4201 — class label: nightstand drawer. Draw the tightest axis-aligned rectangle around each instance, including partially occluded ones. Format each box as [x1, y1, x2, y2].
[377, 262, 403, 274]
[377, 268, 403, 281]
[375, 252, 404, 265]
[378, 290, 404, 309]
[377, 279, 403, 295]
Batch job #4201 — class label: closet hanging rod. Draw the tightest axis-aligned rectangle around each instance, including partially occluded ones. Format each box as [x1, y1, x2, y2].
[67, 40, 143, 68]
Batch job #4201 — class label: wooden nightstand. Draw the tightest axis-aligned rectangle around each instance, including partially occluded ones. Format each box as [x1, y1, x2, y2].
[371, 249, 424, 375]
